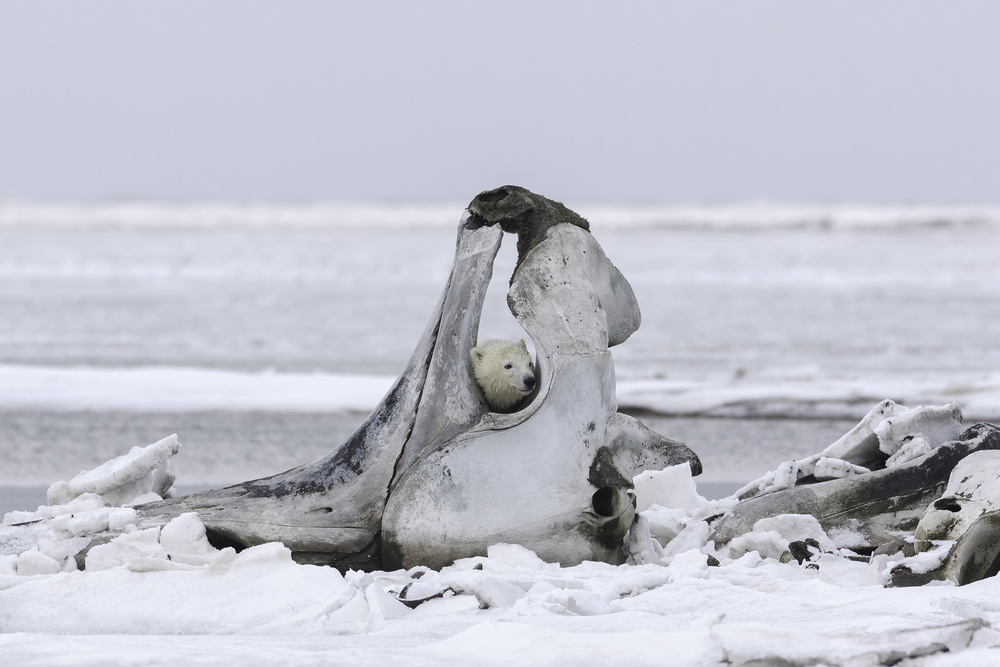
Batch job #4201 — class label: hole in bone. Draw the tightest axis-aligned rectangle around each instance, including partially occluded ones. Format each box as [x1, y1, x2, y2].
[591, 487, 618, 517]
[473, 233, 538, 411]
[204, 528, 249, 553]
[477, 234, 533, 346]
[933, 497, 963, 512]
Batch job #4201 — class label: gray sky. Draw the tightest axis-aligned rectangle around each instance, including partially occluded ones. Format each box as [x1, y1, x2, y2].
[1, 1, 998, 204]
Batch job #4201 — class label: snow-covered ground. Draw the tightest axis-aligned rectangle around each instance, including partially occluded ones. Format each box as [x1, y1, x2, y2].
[2, 429, 1000, 666]
[5, 532, 998, 666]
[1, 203, 999, 665]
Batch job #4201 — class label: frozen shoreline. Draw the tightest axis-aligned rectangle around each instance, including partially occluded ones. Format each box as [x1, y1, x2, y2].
[3, 364, 998, 421]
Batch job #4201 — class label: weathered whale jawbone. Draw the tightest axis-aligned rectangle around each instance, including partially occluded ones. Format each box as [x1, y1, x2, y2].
[382, 223, 640, 570]
[135, 220, 504, 570]
[137, 186, 701, 571]
[708, 401, 967, 552]
[710, 422, 1000, 551]
[381, 186, 701, 570]
[889, 425, 1000, 586]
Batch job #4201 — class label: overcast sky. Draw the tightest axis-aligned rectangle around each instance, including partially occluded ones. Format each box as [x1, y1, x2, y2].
[1, 1, 998, 204]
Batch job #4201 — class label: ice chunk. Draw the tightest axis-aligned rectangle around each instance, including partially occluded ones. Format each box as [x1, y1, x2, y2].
[51, 507, 116, 536]
[725, 530, 788, 561]
[528, 586, 612, 616]
[735, 459, 803, 498]
[485, 544, 556, 571]
[7, 492, 107, 526]
[38, 536, 87, 564]
[886, 433, 934, 467]
[0, 554, 16, 575]
[52, 493, 107, 517]
[159, 513, 219, 566]
[737, 401, 963, 499]
[875, 403, 962, 457]
[16, 549, 62, 576]
[754, 514, 834, 551]
[813, 457, 870, 481]
[724, 514, 833, 561]
[364, 582, 412, 626]
[108, 508, 139, 532]
[47, 435, 181, 507]
[126, 492, 164, 506]
[623, 514, 665, 565]
[3, 511, 43, 526]
[642, 506, 688, 545]
[661, 519, 711, 558]
[823, 399, 907, 464]
[85, 527, 167, 571]
[669, 548, 711, 579]
[633, 462, 707, 513]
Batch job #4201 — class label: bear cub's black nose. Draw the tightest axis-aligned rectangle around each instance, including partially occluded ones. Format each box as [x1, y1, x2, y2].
[523, 375, 536, 389]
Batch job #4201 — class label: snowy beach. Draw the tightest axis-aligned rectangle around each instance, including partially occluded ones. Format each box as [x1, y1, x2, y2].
[2, 204, 1000, 665]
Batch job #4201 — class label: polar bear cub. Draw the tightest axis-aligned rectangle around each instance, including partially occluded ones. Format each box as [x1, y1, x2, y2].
[470, 339, 537, 412]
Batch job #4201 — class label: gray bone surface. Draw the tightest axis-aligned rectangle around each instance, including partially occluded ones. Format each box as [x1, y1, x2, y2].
[138, 186, 700, 571]
[711, 423, 1000, 550]
[607, 413, 702, 479]
[735, 401, 964, 500]
[136, 220, 504, 570]
[890, 426, 1000, 586]
[383, 185, 700, 570]
[384, 207, 638, 569]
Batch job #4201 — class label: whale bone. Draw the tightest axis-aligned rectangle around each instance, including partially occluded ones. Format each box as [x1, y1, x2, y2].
[135, 186, 701, 571]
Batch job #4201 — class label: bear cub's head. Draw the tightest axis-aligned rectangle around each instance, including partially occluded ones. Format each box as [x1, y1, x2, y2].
[470, 339, 537, 413]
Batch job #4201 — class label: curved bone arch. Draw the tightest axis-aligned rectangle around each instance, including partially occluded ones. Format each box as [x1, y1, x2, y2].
[138, 186, 701, 571]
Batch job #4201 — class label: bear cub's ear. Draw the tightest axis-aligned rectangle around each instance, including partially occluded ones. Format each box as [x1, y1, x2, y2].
[518, 339, 528, 352]
[470, 347, 484, 362]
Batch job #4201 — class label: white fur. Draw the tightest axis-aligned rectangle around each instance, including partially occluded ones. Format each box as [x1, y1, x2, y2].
[470, 339, 536, 412]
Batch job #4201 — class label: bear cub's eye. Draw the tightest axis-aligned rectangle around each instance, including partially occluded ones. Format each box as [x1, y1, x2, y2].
[503, 363, 513, 370]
